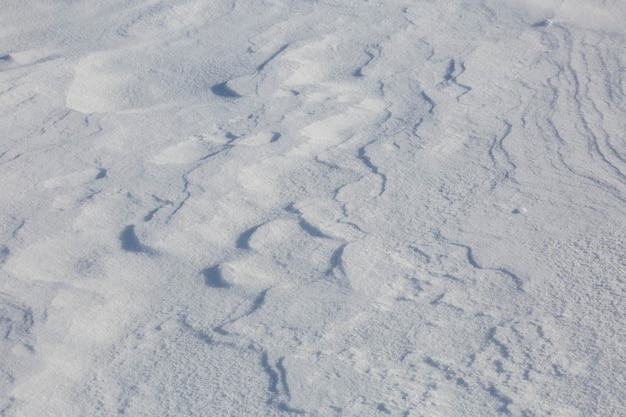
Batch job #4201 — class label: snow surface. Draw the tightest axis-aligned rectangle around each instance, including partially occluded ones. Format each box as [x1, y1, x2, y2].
[1, 0, 625, 416]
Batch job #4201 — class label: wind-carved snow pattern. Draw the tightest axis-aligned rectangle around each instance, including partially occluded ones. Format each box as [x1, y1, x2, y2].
[0, 293, 36, 414]
[487, 120, 518, 188]
[2, 0, 626, 416]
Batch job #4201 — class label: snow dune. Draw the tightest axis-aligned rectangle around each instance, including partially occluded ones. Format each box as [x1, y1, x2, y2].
[1, 0, 625, 415]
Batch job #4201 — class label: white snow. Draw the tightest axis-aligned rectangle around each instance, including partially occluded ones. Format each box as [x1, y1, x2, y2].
[1, 0, 625, 416]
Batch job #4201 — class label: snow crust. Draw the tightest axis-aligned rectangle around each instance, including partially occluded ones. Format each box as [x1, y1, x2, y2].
[1, 1, 625, 416]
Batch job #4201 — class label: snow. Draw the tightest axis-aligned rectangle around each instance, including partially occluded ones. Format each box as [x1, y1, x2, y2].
[1, 0, 625, 416]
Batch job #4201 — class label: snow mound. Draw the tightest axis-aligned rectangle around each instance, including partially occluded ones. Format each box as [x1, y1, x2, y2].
[66, 48, 215, 113]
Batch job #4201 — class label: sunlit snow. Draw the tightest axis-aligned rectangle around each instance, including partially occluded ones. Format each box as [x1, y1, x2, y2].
[1, 1, 625, 416]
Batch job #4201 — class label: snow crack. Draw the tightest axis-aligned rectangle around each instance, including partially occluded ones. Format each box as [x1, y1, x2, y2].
[356, 143, 387, 196]
[438, 58, 472, 100]
[438, 234, 524, 292]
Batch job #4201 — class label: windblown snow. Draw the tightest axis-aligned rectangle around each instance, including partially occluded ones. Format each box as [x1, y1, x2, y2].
[1, 0, 625, 416]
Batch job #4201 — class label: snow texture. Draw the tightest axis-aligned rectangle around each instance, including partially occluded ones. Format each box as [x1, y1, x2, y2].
[1, 0, 625, 416]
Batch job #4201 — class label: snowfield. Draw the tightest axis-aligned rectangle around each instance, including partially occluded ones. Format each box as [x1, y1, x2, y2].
[1, 0, 625, 416]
